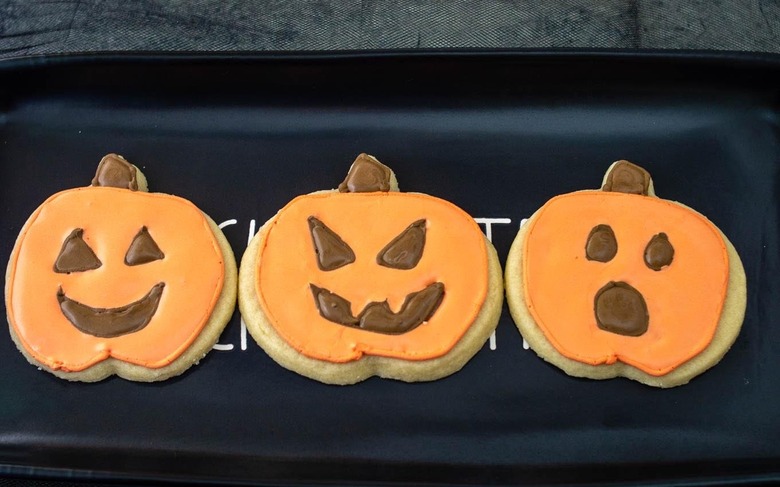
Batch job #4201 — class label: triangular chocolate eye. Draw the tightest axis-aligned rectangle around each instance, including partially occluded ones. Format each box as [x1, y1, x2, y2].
[377, 220, 426, 270]
[54, 229, 102, 273]
[308, 217, 355, 271]
[125, 227, 164, 266]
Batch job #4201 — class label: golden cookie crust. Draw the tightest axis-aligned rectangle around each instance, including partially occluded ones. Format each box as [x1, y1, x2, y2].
[5, 165, 237, 382]
[505, 199, 746, 388]
[239, 211, 503, 385]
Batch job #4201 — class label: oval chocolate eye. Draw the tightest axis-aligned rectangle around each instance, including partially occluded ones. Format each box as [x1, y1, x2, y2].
[308, 216, 355, 271]
[125, 226, 164, 266]
[585, 224, 617, 262]
[377, 219, 426, 270]
[54, 229, 102, 273]
[644, 233, 674, 270]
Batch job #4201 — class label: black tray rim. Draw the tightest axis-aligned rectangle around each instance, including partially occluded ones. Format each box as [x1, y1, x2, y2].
[0, 48, 779, 72]
[2, 458, 780, 487]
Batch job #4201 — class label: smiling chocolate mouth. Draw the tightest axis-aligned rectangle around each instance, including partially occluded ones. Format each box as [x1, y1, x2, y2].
[57, 283, 165, 338]
[309, 282, 445, 335]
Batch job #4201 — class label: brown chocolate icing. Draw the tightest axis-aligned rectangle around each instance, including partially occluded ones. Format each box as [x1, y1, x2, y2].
[338, 154, 392, 193]
[602, 160, 650, 195]
[585, 224, 617, 263]
[54, 229, 102, 273]
[308, 216, 355, 271]
[310, 282, 445, 334]
[377, 219, 426, 269]
[644, 233, 674, 271]
[57, 282, 164, 338]
[309, 285, 359, 326]
[125, 226, 165, 266]
[594, 281, 649, 337]
[91, 154, 138, 190]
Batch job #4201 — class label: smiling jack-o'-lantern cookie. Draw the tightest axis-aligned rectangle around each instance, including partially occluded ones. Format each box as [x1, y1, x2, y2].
[239, 154, 503, 384]
[505, 161, 746, 387]
[5, 154, 237, 382]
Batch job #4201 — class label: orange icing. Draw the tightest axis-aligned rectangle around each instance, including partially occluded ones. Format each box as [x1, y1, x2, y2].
[6, 187, 225, 371]
[522, 191, 730, 376]
[256, 192, 489, 362]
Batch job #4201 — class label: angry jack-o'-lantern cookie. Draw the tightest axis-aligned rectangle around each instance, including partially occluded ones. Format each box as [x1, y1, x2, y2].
[239, 154, 503, 384]
[505, 161, 746, 388]
[5, 154, 237, 382]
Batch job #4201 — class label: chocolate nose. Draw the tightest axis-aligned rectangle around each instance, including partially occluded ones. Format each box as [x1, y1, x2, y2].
[594, 281, 649, 337]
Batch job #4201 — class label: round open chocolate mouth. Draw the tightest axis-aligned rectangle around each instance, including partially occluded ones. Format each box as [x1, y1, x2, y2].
[594, 281, 649, 337]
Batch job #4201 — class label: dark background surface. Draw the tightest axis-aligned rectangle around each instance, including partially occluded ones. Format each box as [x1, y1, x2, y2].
[1, 1, 779, 486]
[0, 53, 778, 486]
[0, 1, 778, 56]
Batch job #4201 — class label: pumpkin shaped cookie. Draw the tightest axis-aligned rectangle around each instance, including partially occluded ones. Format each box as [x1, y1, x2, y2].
[5, 154, 237, 382]
[505, 160, 746, 387]
[239, 154, 503, 384]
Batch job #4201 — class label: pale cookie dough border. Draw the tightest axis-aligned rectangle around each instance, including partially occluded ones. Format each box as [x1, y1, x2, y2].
[505, 202, 747, 388]
[239, 215, 504, 385]
[6, 214, 238, 383]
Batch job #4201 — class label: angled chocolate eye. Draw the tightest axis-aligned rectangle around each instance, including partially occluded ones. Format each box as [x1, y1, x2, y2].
[644, 233, 674, 270]
[308, 216, 355, 271]
[377, 219, 426, 270]
[54, 229, 102, 273]
[585, 224, 617, 263]
[125, 227, 165, 266]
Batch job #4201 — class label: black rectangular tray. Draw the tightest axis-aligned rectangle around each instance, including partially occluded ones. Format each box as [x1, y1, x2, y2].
[1, 51, 779, 486]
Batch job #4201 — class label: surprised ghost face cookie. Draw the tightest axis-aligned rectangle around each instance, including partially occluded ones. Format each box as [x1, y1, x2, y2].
[239, 154, 503, 384]
[5, 154, 237, 382]
[505, 161, 747, 388]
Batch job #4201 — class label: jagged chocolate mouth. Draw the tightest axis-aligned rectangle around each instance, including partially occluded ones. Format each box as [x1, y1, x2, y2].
[57, 283, 165, 338]
[310, 282, 445, 335]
